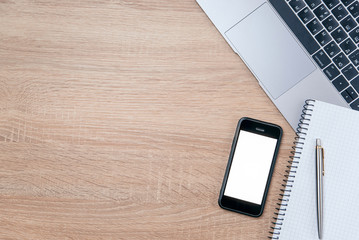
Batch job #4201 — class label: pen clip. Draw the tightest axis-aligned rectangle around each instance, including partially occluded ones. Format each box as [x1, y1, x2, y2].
[322, 147, 325, 176]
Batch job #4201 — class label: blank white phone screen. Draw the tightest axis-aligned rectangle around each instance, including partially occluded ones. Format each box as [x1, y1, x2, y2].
[224, 130, 277, 205]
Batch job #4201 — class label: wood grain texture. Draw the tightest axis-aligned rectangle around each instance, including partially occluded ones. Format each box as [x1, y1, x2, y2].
[0, 1, 296, 239]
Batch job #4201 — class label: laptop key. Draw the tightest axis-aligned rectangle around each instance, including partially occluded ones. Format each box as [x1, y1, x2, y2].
[298, 7, 314, 24]
[349, 27, 359, 43]
[349, 50, 359, 66]
[348, 2, 359, 18]
[323, 15, 339, 32]
[341, 0, 354, 7]
[333, 52, 350, 68]
[305, 0, 322, 9]
[323, 0, 340, 9]
[350, 98, 359, 110]
[340, 16, 357, 32]
[314, 4, 330, 20]
[313, 50, 331, 68]
[341, 89, 353, 102]
[339, 38, 356, 55]
[324, 41, 341, 57]
[351, 75, 359, 92]
[331, 27, 347, 43]
[332, 4, 349, 21]
[324, 63, 340, 80]
[346, 86, 358, 99]
[315, 30, 332, 46]
[342, 63, 358, 80]
[307, 18, 324, 35]
[332, 75, 349, 91]
[289, 0, 306, 12]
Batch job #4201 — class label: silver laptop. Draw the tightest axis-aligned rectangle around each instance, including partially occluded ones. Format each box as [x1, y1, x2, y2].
[196, 0, 359, 129]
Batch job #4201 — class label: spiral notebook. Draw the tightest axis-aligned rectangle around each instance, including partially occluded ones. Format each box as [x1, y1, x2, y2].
[269, 100, 359, 239]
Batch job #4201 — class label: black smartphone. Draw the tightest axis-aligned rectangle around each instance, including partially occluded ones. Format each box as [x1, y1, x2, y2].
[218, 117, 282, 217]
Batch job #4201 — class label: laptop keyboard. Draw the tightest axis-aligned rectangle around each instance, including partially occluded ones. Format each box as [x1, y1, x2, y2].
[283, 0, 359, 110]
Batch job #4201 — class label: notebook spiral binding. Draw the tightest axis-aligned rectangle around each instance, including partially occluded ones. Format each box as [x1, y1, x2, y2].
[268, 99, 315, 239]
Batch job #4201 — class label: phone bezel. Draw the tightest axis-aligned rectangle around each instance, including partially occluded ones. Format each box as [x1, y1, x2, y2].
[218, 117, 282, 217]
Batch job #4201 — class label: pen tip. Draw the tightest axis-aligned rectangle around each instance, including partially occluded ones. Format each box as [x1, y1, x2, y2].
[316, 139, 321, 145]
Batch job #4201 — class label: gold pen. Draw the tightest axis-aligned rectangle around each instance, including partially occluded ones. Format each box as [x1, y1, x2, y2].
[316, 139, 324, 239]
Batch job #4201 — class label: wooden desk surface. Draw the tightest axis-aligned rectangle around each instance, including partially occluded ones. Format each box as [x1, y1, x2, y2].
[0, 1, 295, 239]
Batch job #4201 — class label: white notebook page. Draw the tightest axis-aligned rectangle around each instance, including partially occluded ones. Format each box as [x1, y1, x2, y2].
[275, 100, 359, 239]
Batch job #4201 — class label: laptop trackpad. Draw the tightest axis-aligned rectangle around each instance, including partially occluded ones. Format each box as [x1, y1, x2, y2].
[225, 3, 316, 99]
